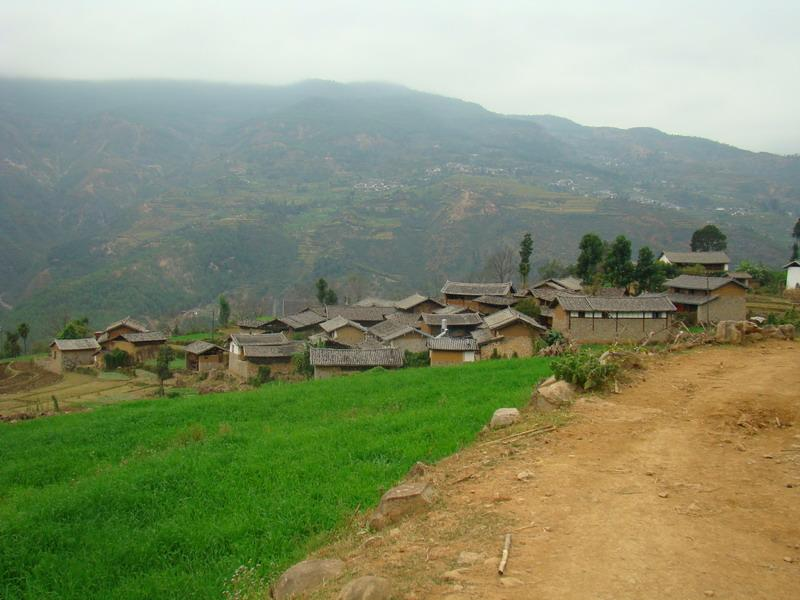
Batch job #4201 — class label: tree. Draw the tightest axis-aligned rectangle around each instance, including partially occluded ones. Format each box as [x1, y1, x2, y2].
[538, 259, 571, 280]
[17, 323, 30, 355]
[515, 298, 541, 319]
[57, 317, 90, 340]
[576, 233, 604, 282]
[793, 218, 800, 243]
[603, 235, 634, 288]
[484, 245, 515, 282]
[218, 295, 231, 326]
[690, 224, 727, 251]
[518, 233, 533, 287]
[315, 278, 338, 305]
[155, 346, 176, 396]
[633, 246, 665, 292]
[2, 332, 22, 359]
[792, 242, 799, 261]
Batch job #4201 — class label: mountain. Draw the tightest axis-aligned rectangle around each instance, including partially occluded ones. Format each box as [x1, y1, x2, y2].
[1, 78, 798, 340]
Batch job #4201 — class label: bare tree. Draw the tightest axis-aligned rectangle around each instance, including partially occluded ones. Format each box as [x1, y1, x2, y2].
[484, 245, 515, 282]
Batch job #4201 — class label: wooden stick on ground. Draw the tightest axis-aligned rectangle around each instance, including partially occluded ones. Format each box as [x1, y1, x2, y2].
[498, 533, 512, 575]
[479, 424, 556, 447]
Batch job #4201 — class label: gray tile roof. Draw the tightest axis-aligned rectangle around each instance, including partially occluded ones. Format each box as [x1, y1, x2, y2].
[103, 317, 149, 333]
[324, 305, 395, 323]
[395, 293, 444, 311]
[243, 341, 305, 358]
[665, 274, 746, 291]
[434, 305, 468, 315]
[483, 308, 546, 331]
[368, 319, 431, 341]
[51, 338, 100, 351]
[230, 332, 290, 346]
[279, 309, 327, 329]
[237, 319, 269, 329]
[354, 297, 397, 307]
[667, 293, 718, 307]
[421, 312, 484, 327]
[556, 294, 676, 313]
[310, 347, 403, 368]
[320, 316, 368, 333]
[427, 337, 478, 351]
[474, 295, 518, 307]
[659, 251, 730, 265]
[441, 280, 514, 297]
[121, 331, 167, 344]
[184, 341, 224, 355]
[530, 277, 583, 292]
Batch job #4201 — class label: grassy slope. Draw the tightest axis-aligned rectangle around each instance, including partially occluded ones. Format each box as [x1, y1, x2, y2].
[0, 358, 552, 600]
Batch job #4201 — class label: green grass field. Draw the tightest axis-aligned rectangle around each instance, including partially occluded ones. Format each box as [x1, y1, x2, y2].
[168, 332, 216, 343]
[0, 353, 46, 365]
[0, 357, 552, 599]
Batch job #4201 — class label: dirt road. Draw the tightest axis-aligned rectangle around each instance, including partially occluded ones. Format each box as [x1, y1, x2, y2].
[319, 342, 800, 599]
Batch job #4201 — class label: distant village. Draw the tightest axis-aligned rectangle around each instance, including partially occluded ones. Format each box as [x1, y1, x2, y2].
[44, 242, 800, 385]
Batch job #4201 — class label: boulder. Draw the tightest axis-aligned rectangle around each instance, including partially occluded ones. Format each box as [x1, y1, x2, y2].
[407, 461, 431, 478]
[369, 482, 435, 530]
[272, 559, 345, 599]
[338, 576, 393, 600]
[715, 321, 742, 344]
[490, 408, 520, 429]
[533, 379, 576, 411]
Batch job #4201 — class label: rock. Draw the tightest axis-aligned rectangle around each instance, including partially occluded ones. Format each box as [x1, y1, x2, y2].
[779, 324, 796, 340]
[407, 461, 431, 478]
[715, 321, 742, 344]
[272, 559, 345, 600]
[456, 551, 484, 565]
[490, 408, 520, 429]
[338, 576, 393, 600]
[658, 491, 669, 498]
[533, 379, 576, 411]
[516, 470, 534, 481]
[369, 482, 435, 530]
[784, 556, 794, 563]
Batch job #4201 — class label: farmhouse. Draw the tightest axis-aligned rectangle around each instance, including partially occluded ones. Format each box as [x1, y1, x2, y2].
[367, 319, 432, 352]
[472, 295, 518, 315]
[419, 312, 484, 337]
[441, 281, 515, 311]
[479, 308, 546, 358]
[552, 294, 676, 343]
[48, 338, 100, 372]
[664, 274, 747, 324]
[184, 341, 226, 372]
[103, 331, 167, 362]
[320, 316, 368, 346]
[394, 293, 445, 314]
[95, 317, 149, 344]
[658, 251, 730, 273]
[529, 277, 583, 294]
[427, 336, 479, 366]
[262, 309, 326, 335]
[309, 347, 404, 379]
[227, 332, 301, 379]
[324, 305, 395, 326]
[785, 260, 800, 289]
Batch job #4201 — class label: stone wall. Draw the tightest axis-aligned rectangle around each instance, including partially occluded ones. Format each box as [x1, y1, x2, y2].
[553, 311, 673, 344]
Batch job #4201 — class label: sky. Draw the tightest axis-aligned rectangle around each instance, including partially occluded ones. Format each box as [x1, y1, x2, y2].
[0, 1, 798, 154]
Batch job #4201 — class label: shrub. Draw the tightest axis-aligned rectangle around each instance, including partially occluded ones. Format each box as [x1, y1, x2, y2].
[104, 349, 130, 370]
[291, 346, 313, 379]
[542, 330, 565, 346]
[515, 298, 541, 319]
[248, 366, 271, 387]
[551, 350, 618, 390]
[403, 350, 429, 368]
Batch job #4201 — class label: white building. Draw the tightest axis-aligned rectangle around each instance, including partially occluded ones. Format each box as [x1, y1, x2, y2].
[785, 260, 800, 289]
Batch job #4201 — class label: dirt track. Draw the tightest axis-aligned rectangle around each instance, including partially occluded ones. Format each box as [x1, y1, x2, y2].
[319, 341, 800, 599]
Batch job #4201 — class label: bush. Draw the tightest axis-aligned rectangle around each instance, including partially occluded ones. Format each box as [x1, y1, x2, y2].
[291, 346, 313, 379]
[248, 366, 271, 387]
[515, 298, 541, 319]
[542, 330, 565, 346]
[403, 350, 430, 368]
[104, 349, 130, 370]
[551, 350, 618, 390]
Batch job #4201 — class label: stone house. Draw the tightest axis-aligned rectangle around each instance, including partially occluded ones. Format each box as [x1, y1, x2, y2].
[309, 347, 404, 379]
[184, 341, 226, 372]
[394, 293, 445, 314]
[665, 275, 747, 324]
[419, 312, 484, 337]
[427, 337, 479, 366]
[441, 281, 515, 311]
[658, 251, 730, 273]
[320, 316, 368, 346]
[479, 308, 547, 358]
[95, 317, 149, 345]
[552, 294, 676, 343]
[102, 331, 167, 363]
[367, 319, 432, 353]
[48, 338, 100, 372]
[227, 332, 302, 379]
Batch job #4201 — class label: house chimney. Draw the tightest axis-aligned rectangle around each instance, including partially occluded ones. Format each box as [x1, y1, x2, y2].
[436, 318, 448, 338]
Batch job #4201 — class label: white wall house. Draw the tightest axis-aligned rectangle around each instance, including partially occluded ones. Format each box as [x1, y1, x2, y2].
[785, 260, 800, 289]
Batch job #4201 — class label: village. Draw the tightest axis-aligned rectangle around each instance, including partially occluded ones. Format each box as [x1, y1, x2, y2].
[38, 246, 800, 392]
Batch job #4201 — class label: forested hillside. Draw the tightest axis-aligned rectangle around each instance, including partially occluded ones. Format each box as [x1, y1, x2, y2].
[1, 78, 798, 339]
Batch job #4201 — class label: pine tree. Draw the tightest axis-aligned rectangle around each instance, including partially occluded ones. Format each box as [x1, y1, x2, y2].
[518, 233, 533, 287]
[218, 295, 231, 326]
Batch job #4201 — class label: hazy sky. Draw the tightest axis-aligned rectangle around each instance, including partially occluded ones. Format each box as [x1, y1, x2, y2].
[1, 1, 798, 154]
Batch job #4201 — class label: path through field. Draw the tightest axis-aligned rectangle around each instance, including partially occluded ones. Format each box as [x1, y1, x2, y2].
[320, 342, 800, 599]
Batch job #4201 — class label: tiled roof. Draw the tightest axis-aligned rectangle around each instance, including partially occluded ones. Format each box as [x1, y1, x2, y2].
[354, 297, 397, 308]
[121, 331, 167, 343]
[474, 295, 518, 307]
[237, 319, 269, 329]
[441, 281, 514, 297]
[784, 260, 800, 269]
[229, 332, 289, 346]
[421, 312, 484, 327]
[279, 309, 327, 329]
[434, 305, 468, 315]
[530, 277, 583, 292]
[51, 338, 100, 351]
[320, 316, 367, 333]
[325, 305, 395, 323]
[395, 293, 444, 311]
[484, 308, 546, 331]
[728, 271, 752, 279]
[368, 319, 430, 341]
[556, 294, 676, 312]
[665, 275, 746, 291]
[667, 293, 718, 307]
[310, 347, 403, 368]
[426, 337, 478, 351]
[243, 341, 305, 358]
[103, 317, 149, 333]
[184, 341, 223, 354]
[659, 251, 730, 265]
